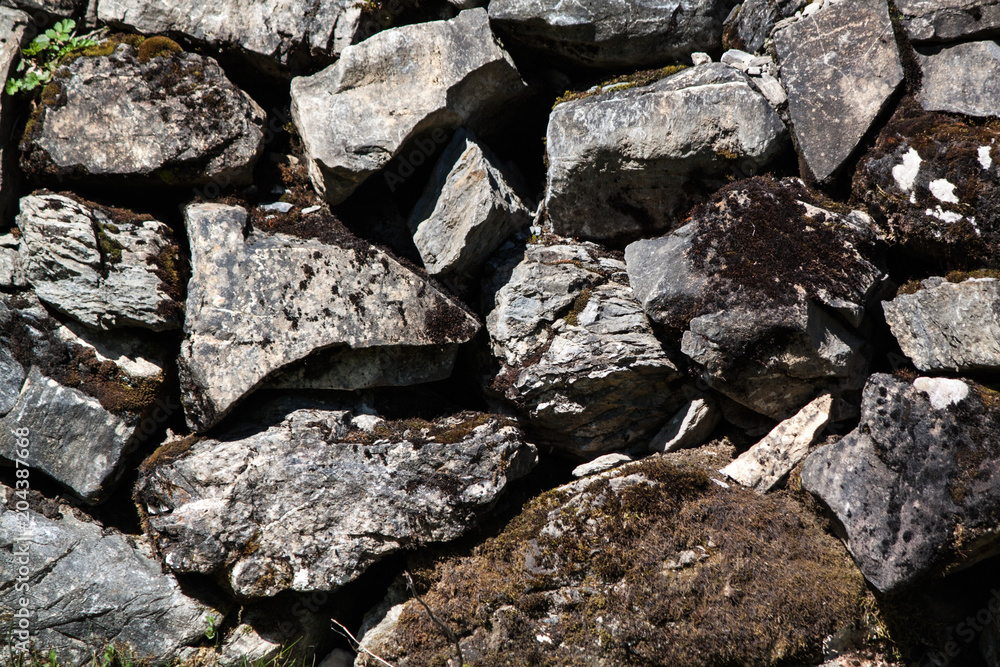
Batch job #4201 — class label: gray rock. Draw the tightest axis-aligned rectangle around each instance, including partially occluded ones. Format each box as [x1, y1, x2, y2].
[884, 277, 1000, 372]
[0, 293, 168, 502]
[649, 395, 721, 452]
[290, 9, 526, 205]
[408, 129, 532, 282]
[774, 0, 903, 182]
[916, 40, 1000, 118]
[0, 487, 220, 665]
[720, 393, 832, 492]
[625, 177, 885, 419]
[136, 400, 537, 597]
[179, 203, 480, 433]
[572, 453, 635, 478]
[0, 8, 31, 221]
[722, 0, 806, 53]
[545, 64, 787, 244]
[0, 0, 80, 15]
[17, 193, 183, 331]
[488, 0, 736, 69]
[802, 374, 1000, 593]
[21, 40, 265, 187]
[486, 240, 684, 457]
[97, 0, 363, 74]
[897, 0, 1000, 42]
[0, 242, 24, 289]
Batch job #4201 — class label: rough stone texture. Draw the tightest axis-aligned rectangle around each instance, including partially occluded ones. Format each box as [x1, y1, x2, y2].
[916, 40, 1000, 118]
[649, 395, 721, 452]
[20, 40, 265, 188]
[0, 0, 80, 14]
[408, 129, 532, 281]
[0, 233, 24, 288]
[136, 398, 537, 597]
[773, 0, 903, 182]
[179, 203, 480, 432]
[486, 239, 684, 458]
[897, 0, 1000, 42]
[853, 99, 1000, 269]
[17, 193, 183, 331]
[488, 0, 737, 69]
[721, 393, 832, 492]
[802, 374, 1000, 593]
[545, 64, 787, 245]
[571, 452, 634, 477]
[626, 177, 886, 419]
[355, 456, 865, 666]
[0, 8, 31, 222]
[0, 293, 167, 503]
[97, 0, 362, 74]
[722, 0, 806, 53]
[0, 486, 220, 666]
[884, 277, 1000, 372]
[290, 9, 526, 205]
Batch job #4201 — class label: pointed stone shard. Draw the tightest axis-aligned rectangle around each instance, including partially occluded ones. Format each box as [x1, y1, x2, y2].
[179, 203, 480, 432]
[774, 0, 903, 182]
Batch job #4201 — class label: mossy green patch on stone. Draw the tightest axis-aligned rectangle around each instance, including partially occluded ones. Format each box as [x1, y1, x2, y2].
[137, 35, 183, 64]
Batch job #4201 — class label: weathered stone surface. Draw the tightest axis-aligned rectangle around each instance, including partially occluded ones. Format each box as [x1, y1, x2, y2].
[17, 193, 183, 331]
[626, 177, 886, 419]
[649, 395, 721, 452]
[721, 393, 832, 492]
[571, 452, 634, 477]
[0, 0, 80, 15]
[486, 239, 684, 457]
[488, 0, 736, 69]
[774, 0, 903, 182]
[897, 0, 1000, 42]
[356, 456, 865, 666]
[179, 203, 480, 432]
[916, 40, 1000, 118]
[97, 0, 362, 74]
[0, 8, 31, 221]
[545, 64, 787, 244]
[408, 129, 532, 281]
[854, 100, 1000, 268]
[0, 293, 167, 502]
[136, 399, 537, 597]
[722, 0, 806, 53]
[20, 39, 265, 187]
[0, 486, 220, 665]
[884, 277, 1000, 372]
[0, 233, 24, 289]
[290, 9, 526, 205]
[802, 374, 1000, 593]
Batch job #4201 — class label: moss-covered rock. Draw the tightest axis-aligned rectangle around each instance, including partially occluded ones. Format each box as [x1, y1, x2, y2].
[357, 456, 867, 666]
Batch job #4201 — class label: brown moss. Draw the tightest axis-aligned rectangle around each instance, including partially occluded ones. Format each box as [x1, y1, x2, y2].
[366, 458, 867, 667]
[553, 65, 689, 107]
[139, 434, 200, 475]
[562, 287, 593, 327]
[137, 35, 183, 64]
[39, 81, 65, 107]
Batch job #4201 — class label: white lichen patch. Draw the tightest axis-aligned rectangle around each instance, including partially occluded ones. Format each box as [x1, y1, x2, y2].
[892, 147, 921, 192]
[925, 206, 965, 224]
[980, 145, 993, 170]
[913, 377, 969, 410]
[928, 178, 959, 204]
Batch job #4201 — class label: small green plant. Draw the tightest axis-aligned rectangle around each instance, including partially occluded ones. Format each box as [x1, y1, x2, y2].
[205, 613, 218, 641]
[6, 20, 96, 96]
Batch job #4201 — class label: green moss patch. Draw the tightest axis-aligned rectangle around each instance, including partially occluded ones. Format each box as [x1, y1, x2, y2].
[364, 458, 867, 666]
[137, 35, 182, 64]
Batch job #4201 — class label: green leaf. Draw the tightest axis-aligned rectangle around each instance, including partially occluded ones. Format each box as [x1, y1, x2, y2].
[5, 79, 18, 95]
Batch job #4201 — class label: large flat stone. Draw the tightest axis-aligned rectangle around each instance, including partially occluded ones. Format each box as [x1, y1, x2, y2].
[897, 0, 1000, 42]
[179, 203, 480, 432]
[916, 40, 1000, 118]
[774, 0, 903, 182]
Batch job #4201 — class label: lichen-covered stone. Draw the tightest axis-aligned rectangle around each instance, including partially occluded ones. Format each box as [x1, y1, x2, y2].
[802, 373, 1000, 593]
[853, 99, 1000, 269]
[20, 40, 265, 187]
[626, 177, 886, 419]
[97, 0, 363, 74]
[290, 9, 526, 205]
[17, 193, 183, 331]
[485, 239, 684, 457]
[884, 276, 1000, 372]
[896, 0, 1000, 42]
[179, 203, 480, 432]
[0, 486, 221, 666]
[488, 0, 736, 69]
[545, 64, 787, 245]
[916, 40, 1000, 118]
[774, 0, 903, 182]
[136, 398, 537, 597]
[356, 456, 866, 666]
